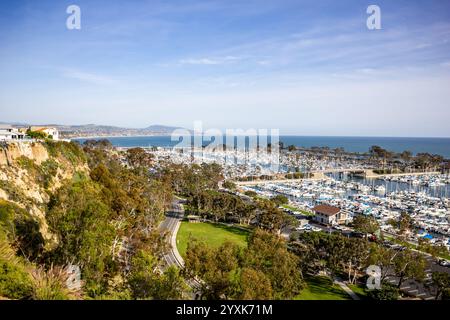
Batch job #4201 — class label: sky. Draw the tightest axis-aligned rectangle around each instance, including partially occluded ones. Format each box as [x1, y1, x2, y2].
[0, 0, 450, 136]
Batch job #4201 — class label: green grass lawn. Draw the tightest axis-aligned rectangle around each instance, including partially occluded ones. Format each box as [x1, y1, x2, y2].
[347, 284, 369, 299]
[176, 221, 250, 257]
[295, 276, 351, 300]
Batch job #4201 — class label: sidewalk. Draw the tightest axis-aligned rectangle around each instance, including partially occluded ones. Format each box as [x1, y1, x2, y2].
[334, 279, 360, 300]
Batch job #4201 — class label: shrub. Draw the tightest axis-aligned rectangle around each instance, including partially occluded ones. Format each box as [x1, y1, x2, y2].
[44, 141, 86, 165]
[0, 231, 34, 299]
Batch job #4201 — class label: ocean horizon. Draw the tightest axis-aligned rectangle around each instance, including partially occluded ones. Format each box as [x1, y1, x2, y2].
[74, 135, 450, 158]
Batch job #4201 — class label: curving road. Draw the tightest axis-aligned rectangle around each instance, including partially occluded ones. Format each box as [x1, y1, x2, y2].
[159, 200, 185, 269]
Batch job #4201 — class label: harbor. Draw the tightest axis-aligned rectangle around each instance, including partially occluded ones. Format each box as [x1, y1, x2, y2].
[239, 172, 450, 248]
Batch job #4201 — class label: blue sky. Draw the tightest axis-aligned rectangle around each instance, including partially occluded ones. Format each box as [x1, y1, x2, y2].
[1, 0, 450, 136]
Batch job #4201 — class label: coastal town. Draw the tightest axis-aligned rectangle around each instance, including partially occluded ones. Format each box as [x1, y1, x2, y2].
[1, 124, 450, 301]
[2, 0, 450, 315]
[147, 145, 450, 245]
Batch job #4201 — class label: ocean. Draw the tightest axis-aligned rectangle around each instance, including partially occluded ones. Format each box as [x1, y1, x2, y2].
[73, 135, 450, 158]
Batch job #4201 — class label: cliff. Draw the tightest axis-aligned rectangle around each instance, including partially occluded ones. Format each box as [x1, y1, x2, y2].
[0, 141, 89, 243]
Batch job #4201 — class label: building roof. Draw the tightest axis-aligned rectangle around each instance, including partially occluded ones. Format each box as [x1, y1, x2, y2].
[30, 126, 57, 130]
[313, 204, 341, 216]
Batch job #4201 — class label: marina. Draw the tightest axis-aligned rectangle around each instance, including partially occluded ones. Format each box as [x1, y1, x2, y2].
[240, 173, 450, 247]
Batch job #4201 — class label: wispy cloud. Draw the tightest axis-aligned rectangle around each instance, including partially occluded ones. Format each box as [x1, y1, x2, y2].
[178, 56, 242, 65]
[62, 70, 117, 85]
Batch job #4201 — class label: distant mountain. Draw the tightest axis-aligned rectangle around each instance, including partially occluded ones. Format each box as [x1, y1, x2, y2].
[58, 124, 188, 138]
[144, 124, 181, 132]
[3, 122, 188, 138]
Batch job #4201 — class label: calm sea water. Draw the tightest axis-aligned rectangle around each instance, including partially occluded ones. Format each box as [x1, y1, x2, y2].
[74, 136, 450, 158]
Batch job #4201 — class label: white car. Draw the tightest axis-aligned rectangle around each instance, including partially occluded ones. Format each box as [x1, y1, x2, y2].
[439, 259, 450, 267]
[311, 227, 322, 232]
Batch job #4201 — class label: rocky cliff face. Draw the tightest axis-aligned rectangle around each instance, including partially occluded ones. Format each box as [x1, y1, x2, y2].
[0, 141, 89, 243]
[0, 141, 49, 166]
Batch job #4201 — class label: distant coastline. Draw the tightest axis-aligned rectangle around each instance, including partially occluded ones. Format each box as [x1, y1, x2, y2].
[72, 135, 450, 158]
[67, 133, 174, 140]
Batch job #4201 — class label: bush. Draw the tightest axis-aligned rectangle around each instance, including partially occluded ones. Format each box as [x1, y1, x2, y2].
[0, 200, 44, 260]
[0, 231, 34, 299]
[366, 281, 399, 300]
[244, 190, 257, 198]
[223, 180, 237, 190]
[26, 130, 48, 140]
[44, 141, 86, 165]
[0, 259, 34, 299]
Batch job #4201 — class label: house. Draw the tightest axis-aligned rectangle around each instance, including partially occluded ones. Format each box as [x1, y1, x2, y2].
[0, 125, 26, 141]
[29, 126, 59, 140]
[313, 204, 348, 225]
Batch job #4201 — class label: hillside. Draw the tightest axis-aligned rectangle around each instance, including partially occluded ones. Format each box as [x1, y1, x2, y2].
[0, 141, 89, 242]
[58, 124, 185, 138]
[0, 140, 175, 300]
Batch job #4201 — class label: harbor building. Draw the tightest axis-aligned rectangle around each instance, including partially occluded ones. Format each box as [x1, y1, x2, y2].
[313, 204, 348, 226]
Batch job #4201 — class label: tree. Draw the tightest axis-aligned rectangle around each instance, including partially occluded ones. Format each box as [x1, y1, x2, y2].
[223, 180, 237, 190]
[388, 212, 413, 236]
[368, 244, 399, 282]
[431, 272, 450, 300]
[418, 238, 449, 259]
[126, 147, 154, 168]
[184, 240, 240, 300]
[341, 238, 371, 284]
[238, 268, 273, 300]
[270, 195, 289, 206]
[400, 151, 413, 171]
[393, 249, 426, 289]
[287, 145, 296, 152]
[244, 229, 303, 299]
[257, 204, 285, 234]
[128, 250, 188, 300]
[352, 215, 379, 238]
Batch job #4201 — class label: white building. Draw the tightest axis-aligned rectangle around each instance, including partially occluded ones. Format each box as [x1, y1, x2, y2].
[0, 125, 26, 141]
[313, 204, 348, 225]
[29, 126, 59, 140]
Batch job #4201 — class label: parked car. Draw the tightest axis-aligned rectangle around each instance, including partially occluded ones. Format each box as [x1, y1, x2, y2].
[350, 231, 365, 238]
[391, 244, 406, 251]
[438, 259, 450, 267]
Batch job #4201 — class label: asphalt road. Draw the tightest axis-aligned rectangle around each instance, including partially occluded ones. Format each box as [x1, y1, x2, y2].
[159, 200, 185, 269]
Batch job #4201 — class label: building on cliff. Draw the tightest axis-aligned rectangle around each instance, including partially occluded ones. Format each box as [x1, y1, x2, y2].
[29, 126, 59, 140]
[0, 124, 26, 141]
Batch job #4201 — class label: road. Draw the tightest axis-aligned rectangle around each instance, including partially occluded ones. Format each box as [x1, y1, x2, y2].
[158, 199, 203, 298]
[159, 200, 185, 269]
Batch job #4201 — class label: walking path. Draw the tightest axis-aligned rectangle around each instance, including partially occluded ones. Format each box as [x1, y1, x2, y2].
[333, 279, 360, 300]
